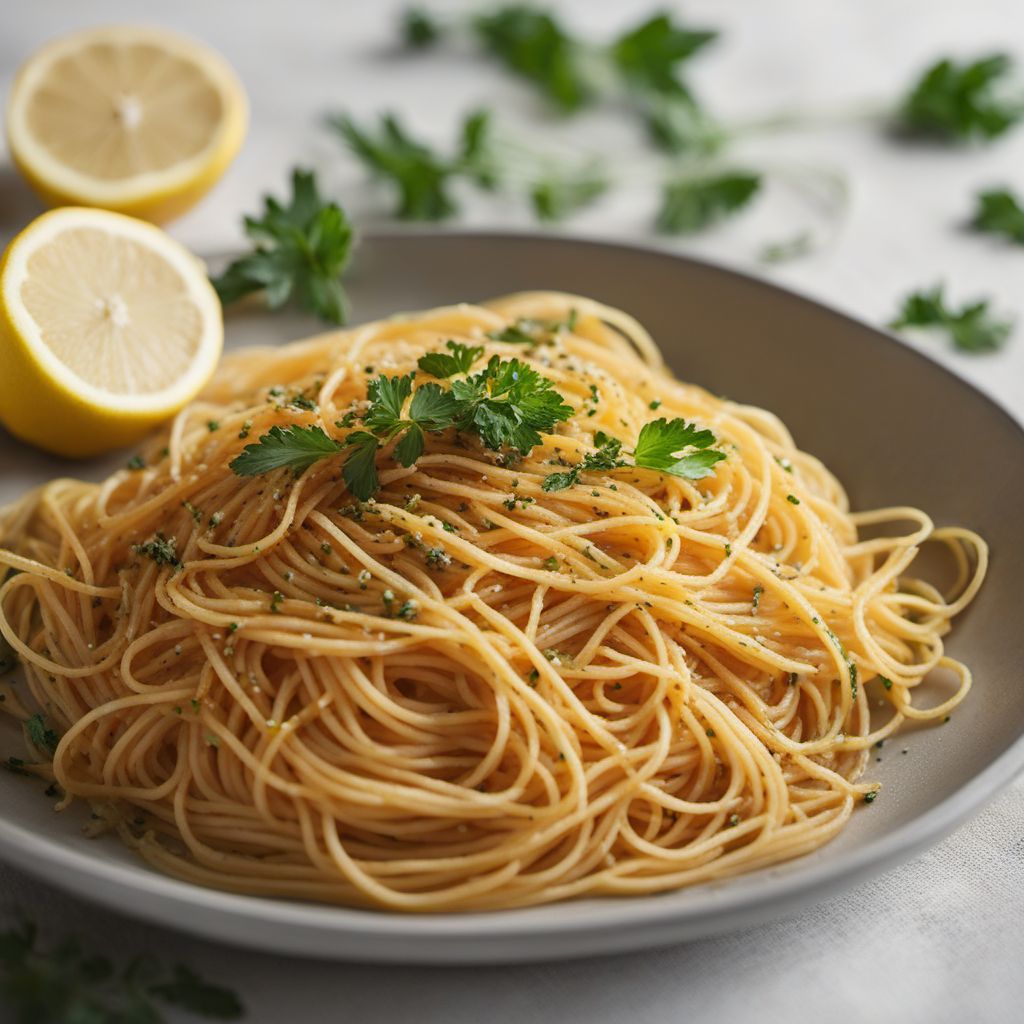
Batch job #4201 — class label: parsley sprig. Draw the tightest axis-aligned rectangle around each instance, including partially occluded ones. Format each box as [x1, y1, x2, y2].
[543, 419, 726, 492]
[0, 916, 243, 1024]
[329, 110, 498, 221]
[896, 54, 1024, 142]
[890, 283, 1014, 352]
[230, 343, 573, 500]
[212, 169, 354, 324]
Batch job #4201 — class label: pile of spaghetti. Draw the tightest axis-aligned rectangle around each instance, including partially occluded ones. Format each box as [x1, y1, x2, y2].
[0, 293, 986, 911]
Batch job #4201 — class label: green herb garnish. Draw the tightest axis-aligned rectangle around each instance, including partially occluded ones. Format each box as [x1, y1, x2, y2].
[401, 6, 440, 48]
[473, 5, 591, 112]
[487, 312, 576, 346]
[0, 916, 243, 1023]
[133, 534, 180, 568]
[543, 420, 724, 491]
[212, 168, 353, 325]
[329, 109, 497, 220]
[657, 171, 761, 233]
[633, 418, 726, 479]
[529, 162, 609, 222]
[971, 187, 1024, 244]
[890, 283, 1013, 352]
[230, 424, 344, 477]
[416, 340, 485, 378]
[233, 355, 572, 502]
[25, 714, 59, 755]
[897, 54, 1023, 142]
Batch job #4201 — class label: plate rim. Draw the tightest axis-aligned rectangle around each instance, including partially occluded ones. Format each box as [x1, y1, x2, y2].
[2, 229, 1022, 962]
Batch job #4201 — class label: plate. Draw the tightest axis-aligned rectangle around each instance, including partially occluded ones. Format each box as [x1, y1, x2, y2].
[1, 231, 1022, 964]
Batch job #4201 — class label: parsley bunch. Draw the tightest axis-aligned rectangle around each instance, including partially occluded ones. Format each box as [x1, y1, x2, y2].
[896, 54, 1024, 142]
[890, 283, 1013, 352]
[231, 341, 573, 500]
[0, 917, 242, 1024]
[212, 169, 354, 325]
[543, 420, 725, 492]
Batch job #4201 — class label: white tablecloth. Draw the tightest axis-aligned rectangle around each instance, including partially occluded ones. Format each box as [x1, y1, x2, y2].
[1, 2, 1023, 1021]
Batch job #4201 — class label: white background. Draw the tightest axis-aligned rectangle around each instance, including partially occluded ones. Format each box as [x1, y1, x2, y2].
[1, 2, 1023, 1022]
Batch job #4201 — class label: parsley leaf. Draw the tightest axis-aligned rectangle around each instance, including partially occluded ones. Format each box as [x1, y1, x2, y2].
[408, 382, 461, 428]
[149, 964, 244, 1019]
[212, 169, 354, 324]
[401, 7, 441, 48]
[657, 171, 761, 233]
[890, 283, 1014, 352]
[473, 5, 591, 112]
[971, 187, 1024, 243]
[417, 340, 485, 378]
[364, 374, 414, 434]
[611, 13, 717, 98]
[897, 54, 1024, 142]
[459, 109, 501, 189]
[25, 714, 59, 755]
[330, 110, 498, 220]
[230, 424, 344, 477]
[634, 418, 726, 479]
[530, 162, 609, 221]
[341, 431, 382, 501]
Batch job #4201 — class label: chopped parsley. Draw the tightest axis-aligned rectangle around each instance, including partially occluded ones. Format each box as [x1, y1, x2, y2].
[26, 714, 59, 755]
[133, 534, 180, 568]
[487, 311, 577, 346]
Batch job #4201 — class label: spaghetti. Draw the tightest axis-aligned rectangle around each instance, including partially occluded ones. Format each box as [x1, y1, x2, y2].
[0, 293, 986, 911]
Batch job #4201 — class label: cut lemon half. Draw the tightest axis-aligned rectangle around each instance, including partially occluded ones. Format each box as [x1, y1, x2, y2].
[6, 25, 247, 223]
[0, 207, 223, 457]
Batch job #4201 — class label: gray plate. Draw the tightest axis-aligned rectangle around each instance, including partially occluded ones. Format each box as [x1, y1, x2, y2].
[1, 232, 1022, 964]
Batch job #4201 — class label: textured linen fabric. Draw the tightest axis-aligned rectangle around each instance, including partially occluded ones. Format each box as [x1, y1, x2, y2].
[1, 2, 1023, 1022]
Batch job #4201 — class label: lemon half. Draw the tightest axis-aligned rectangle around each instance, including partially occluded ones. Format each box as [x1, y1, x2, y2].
[0, 207, 223, 457]
[6, 25, 247, 223]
